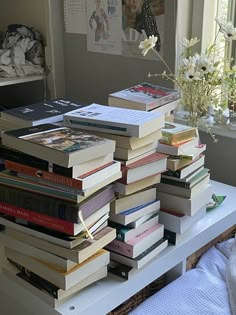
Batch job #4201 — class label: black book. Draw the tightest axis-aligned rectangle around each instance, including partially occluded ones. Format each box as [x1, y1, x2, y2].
[0, 99, 86, 127]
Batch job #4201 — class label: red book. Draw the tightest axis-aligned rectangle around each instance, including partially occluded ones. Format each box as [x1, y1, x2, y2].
[4, 160, 119, 190]
[0, 201, 110, 236]
[117, 152, 167, 184]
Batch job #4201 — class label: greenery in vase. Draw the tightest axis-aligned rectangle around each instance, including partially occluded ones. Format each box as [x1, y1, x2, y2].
[139, 18, 236, 139]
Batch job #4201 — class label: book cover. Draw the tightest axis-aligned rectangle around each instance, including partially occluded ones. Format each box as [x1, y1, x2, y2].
[0, 201, 110, 236]
[105, 223, 164, 258]
[1, 99, 85, 126]
[63, 103, 165, 138]
[0, 144, 114, 178]
[0, 182, 114, 223]
[108, 82, 180, 111]
[160, 122, 198, 145]
[1, 124, 116, 168]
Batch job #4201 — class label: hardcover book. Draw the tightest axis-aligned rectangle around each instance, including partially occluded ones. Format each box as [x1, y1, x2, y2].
[108, 82, 180, 111]
[106, 223, 164, 258]
[160, 122, 198, 145]
[63, 103, 165, 138]
[0, 99, 85, 127]
[0, 144, 114, 178]
[1, 124, 116, 168]
[4, 247, 110, 290]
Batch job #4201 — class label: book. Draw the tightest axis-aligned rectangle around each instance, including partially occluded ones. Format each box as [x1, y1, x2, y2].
[109, 238, 168, 269]
[0, 99, 85, 127]
[63, 103, 165, 138]
[163, 154, 205, 179]
[159, 206, 206, 234]
[156, 184, 213, 216]
[119, 149, 157, 166]
[109, 212, 159, 242]
[4, 247, 110, 290]
[0, 181, 114, 223]
[109, 200, 160, 225]
[5, 161, 121, 198]
[115, 173, 161, 196]
[127, 212, 158, 228]
[114, 141, 158, 160]
[108, 260, 135, 280]
[157, 137, 199, 156]
[5, 226, 116, 264]
[0, 201, 110, 236]
[160, 122, 198, 145]
[149, 99, 179, 115]
[108, 82, 180, 111]
[161, 167, 210, 188]
[106, 223, 164, 258]
[1, 124, 116, 168]
[89, 129, 162, 150]
[157, 173, 210, 198]
[10, 160, 121, 191]
[163, 229, 183, 245]
[111, 187, 157, 214]
[2, 264, 107, 308]
[0, 214, 108, 249]
[0, 144, 114, 178]
[117, 152, 167, 184]
[0, 117, 24, 132]
[0, 231, 77, 272]
[161, 165, 204, 183]
[167, 146, 206, 171]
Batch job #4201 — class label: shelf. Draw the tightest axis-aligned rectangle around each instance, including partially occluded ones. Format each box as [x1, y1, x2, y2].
[0, 75, 43, 87]
[0, 180, 235, 315]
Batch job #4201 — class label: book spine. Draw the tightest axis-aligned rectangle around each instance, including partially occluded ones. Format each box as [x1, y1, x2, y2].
[0, 184, 79, 223]
[5, 160, 83, 189]
[106, 239, 134, 258]
[0, 201, 76, 235]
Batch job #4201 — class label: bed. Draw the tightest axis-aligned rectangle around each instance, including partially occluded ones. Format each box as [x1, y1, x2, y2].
[128, 237, 236, 315]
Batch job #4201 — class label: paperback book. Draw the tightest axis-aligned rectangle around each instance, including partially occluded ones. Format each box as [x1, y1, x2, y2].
[108, 82, 180, 111]
[160, 122, 198, 145]
[0, 99, 85, 127]
[63, 103, 165, 138]
[1, 124, 116, 168]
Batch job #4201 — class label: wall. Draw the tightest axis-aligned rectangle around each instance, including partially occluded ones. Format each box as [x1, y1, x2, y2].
[64, 0, 177, 105]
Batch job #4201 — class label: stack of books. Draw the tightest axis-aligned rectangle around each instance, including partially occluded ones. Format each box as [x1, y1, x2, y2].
[0, 98, 86, 133]
[0, 123, 122, 307]
[62, 104, 169, 278]
[107, 82, 180, 120]
[156, 122, 212, 244]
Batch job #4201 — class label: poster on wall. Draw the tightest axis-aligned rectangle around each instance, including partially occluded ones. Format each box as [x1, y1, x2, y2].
[64, 0, 87, 34]
[122, 0, 165, 59]
[86, 0, 122, 55]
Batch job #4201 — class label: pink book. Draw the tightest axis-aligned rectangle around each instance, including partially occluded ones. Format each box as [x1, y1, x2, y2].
[106, 223, 164, 258]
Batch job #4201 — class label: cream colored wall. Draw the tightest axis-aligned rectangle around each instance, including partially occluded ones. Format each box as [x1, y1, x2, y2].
[0, 0, 46, 40]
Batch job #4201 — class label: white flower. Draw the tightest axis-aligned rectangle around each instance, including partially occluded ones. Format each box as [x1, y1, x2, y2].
[182, 56, 196, 71]
[184, 69, 201, 81]
[139, 35, 157, 56]
[181, 37, 199, 48]
[195, 54, 215, 74]
[216, 19, 236, 40]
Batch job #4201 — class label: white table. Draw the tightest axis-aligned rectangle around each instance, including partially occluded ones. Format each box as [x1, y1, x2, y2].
[0, 180, 236, 315]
